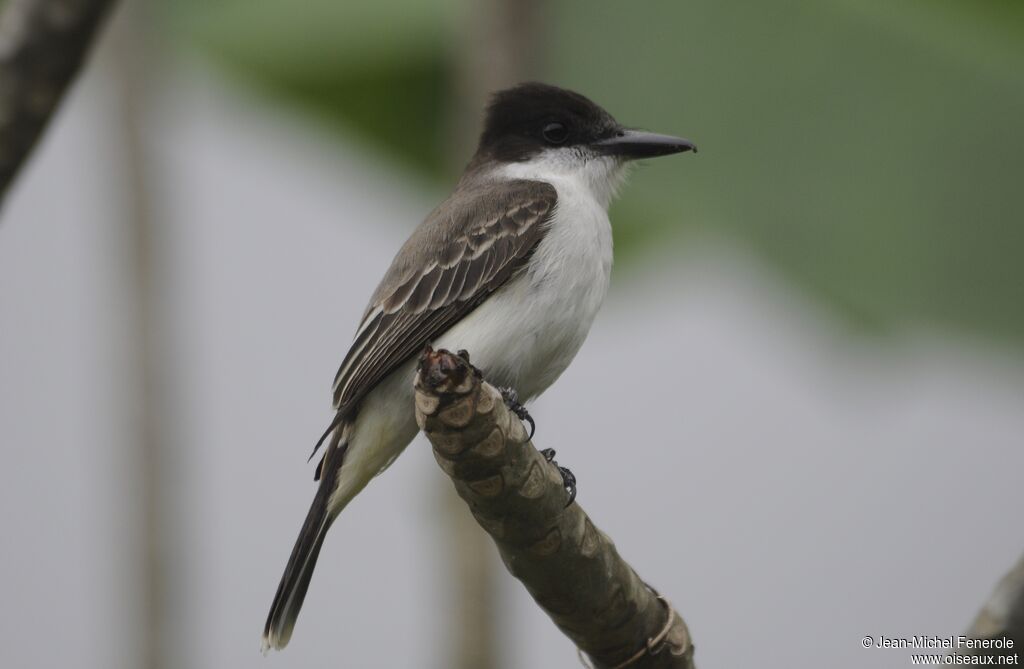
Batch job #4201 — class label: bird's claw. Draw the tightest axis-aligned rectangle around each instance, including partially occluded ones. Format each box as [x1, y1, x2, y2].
[539, 448, 577, 507]
[502, 395, 573, 505]
[499, 387, 535, 440]
[559, 466, 577, 507]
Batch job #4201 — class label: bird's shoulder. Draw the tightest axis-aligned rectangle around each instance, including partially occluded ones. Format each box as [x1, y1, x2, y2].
[326, 177, 557, 414]
[363, 177, 558, 319]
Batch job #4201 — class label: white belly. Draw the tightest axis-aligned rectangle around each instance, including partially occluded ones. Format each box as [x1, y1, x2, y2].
[438, 249, 609, 396]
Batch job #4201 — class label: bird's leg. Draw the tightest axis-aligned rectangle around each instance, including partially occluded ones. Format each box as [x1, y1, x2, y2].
[539, 448, 577, 507]
[499, 386, 535, 440]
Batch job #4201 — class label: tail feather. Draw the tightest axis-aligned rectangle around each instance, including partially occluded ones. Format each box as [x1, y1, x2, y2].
[262, 433, 348, 653]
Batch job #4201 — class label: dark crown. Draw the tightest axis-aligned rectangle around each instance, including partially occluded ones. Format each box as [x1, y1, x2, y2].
[476, 83, 620, 162]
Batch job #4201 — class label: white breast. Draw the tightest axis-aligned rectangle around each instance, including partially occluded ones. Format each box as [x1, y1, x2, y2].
[435, 152, 620, 400]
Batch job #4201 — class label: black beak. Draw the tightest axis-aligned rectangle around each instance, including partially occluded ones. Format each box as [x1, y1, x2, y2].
[593, 129, 697, 159]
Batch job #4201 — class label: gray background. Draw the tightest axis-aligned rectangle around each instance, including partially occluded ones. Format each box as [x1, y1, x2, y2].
[2, 37, 1022, 669]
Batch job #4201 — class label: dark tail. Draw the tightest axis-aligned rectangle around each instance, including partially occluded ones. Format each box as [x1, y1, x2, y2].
[262, 433, 348, 652]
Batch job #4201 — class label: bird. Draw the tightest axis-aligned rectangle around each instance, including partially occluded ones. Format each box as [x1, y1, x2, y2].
[261, 82, 696, 652]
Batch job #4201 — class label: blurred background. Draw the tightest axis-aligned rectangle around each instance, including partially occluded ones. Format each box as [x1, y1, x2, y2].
[1, 0, 1023, 667]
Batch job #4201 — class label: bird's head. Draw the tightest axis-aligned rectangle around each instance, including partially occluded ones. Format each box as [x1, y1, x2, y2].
[473, 82, 695, 204]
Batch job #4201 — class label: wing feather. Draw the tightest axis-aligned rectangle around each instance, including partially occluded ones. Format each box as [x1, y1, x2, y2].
[443, 261, 470, 307]
[327, 179, 557, 417]
[407, 264, 444, 313]
[428, 264, 459, 310]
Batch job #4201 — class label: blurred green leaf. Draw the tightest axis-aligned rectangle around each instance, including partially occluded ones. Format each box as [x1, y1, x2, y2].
[172, 0, 459, 173]
[549, 0, 1024, 340]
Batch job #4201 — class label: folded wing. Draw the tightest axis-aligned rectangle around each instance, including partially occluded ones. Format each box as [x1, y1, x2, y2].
[331, 178, 557, 417]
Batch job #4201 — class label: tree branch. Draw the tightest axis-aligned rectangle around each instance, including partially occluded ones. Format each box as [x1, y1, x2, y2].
[0, 0, 115, 205]
[957, 553, 1024, 661]
[414, 348, 696, 669]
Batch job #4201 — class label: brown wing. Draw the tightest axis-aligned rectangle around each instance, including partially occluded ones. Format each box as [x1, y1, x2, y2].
[330, 178, 557, 415]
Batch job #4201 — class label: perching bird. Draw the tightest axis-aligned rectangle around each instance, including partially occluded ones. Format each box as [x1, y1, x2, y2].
[262, 82, 695, 651]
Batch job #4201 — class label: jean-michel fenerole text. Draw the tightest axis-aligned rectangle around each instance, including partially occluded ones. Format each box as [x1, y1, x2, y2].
[875, 636, 1015, 650]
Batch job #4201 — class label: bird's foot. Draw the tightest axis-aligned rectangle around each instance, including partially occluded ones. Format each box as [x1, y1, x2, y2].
[539, 448, 577, 507]
[499, 386, 535, 440]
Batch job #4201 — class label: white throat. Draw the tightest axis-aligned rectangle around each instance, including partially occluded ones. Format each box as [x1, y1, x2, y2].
[493, 148, 629, 210]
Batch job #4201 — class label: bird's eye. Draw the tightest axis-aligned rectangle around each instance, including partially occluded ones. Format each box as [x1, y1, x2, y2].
[541, 122, 569, 145]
